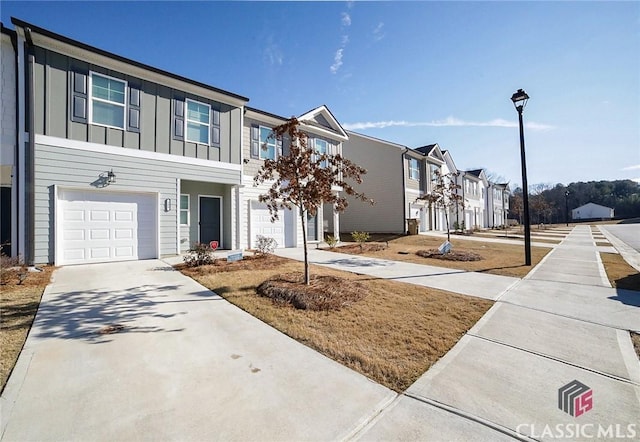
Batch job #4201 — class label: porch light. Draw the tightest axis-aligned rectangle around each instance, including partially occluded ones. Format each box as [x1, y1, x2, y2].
[107, 169, 116, 184]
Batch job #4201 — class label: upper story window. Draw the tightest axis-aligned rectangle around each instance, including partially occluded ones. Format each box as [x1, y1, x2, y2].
[409, 158, 420, 180]
[315, 138, 329, 168]
[464, 179, 471, 194]
[259, 126, 277, 160]
[89, 72, 127, 129]
[186, 99, 211, 145]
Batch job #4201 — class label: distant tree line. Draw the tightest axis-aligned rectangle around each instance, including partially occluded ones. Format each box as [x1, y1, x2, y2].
[509, 180, 640, 224]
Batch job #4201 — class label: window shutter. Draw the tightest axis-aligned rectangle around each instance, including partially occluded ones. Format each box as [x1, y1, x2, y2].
[282, 135, 291, 157]
[127, 85, 141, 132]
[172, 97, 184, 140]
[276, 137, 283, 158]
[70, 70, 88, 123]
[250, 125, 259, 158]
[211, 109, 220, 147]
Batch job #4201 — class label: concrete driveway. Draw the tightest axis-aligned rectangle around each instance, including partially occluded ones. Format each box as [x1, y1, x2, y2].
[1, 260, 395, 441]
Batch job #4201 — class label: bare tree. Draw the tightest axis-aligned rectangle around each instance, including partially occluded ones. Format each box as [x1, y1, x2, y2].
[417, 170, 464, 242]
[254, 118, 372, 285]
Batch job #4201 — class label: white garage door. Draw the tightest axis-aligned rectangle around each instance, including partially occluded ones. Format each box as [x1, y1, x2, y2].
[250, 201, 294, 248]
[57, 189, 157, 265]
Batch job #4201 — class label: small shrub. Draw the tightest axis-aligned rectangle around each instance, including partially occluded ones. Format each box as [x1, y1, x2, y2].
[0, 244, 26, 286]
[351, 231, 370, 251]
[183, 242, 215, 267]
[453, 221, 460, 232]
[325, 235, 339, 249]
[255, 235, 277, 256]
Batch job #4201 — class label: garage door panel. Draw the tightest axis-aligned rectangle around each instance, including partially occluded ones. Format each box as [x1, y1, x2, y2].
[250, 200, 294, 248]
[58, 190, 157, 265]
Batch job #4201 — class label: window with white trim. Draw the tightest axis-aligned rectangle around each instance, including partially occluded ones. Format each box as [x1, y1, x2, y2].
[409, 158, 420, 180]
[186, 99, 211, 144]
[180, 194, 190, 226]
[315, 138, 328, 168]
[259, 126, 276, 160]
[90, 72, 126, 129]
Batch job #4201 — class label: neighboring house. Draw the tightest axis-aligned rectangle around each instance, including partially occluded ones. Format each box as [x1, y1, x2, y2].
[459, 169, 488, 229]
[7, 18, 248, 265]
[241, 105, 347, 249]
[486, 182, 510, 227]
[572, 202, 614, 220]
[340, 132, 449, 234]
[1, 24, 16, 255]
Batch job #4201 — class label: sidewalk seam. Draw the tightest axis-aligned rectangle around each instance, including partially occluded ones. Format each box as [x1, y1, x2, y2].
[467, 333, 640, 386]
[402, 393, 536, 442]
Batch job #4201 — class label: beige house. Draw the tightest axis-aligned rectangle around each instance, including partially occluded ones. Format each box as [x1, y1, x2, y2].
[240, 105, 348, 249]
[340, 132, 449, 234]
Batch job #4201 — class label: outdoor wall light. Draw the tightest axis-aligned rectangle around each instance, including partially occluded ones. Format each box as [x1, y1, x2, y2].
[106, 169, 116, 184]
[164, 198, 171, 212]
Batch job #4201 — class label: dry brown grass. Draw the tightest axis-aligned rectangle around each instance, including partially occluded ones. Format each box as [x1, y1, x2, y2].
[180, 256, 492, 391]
[334, 235, 550, 278]
[631, 333, 640, 360]
[1, 266, 54, 392]
[600, 253, 640, 291]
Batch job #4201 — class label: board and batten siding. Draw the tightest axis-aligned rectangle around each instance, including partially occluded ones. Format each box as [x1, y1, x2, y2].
[340, 133, 406, 234]
[32, 46, 241, 165]
[33, 141, 240, 264]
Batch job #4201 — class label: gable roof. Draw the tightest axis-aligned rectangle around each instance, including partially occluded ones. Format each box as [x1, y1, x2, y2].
[298, 105, 348, 141]
[415, 144, 437, 155]
[10, 17, 249, 106]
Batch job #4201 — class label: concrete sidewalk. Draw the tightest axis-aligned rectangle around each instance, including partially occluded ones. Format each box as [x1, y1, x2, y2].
[1, 260, 396, 441]
[361, 225, 640, 440]
[275, 248, 519, 300]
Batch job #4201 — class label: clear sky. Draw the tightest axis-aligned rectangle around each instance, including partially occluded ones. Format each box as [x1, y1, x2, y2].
[2, 1, 639, 187]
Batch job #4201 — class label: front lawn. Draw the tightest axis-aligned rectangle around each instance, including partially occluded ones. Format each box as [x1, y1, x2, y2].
[333, 234, 550, 278]
[600, 252, 640, 291]
[1, 265, 54, 392]
[178, 256, 492, 392]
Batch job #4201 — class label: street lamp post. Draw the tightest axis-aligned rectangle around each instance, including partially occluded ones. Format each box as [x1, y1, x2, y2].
[511, 88, 531, 266]
[565, 190, 570, 226]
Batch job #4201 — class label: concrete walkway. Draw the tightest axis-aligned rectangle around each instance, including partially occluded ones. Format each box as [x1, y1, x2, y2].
[275, 248, 520, 300]
[1, 260, 395, 441]
[599, 224, 640, 272]
[360, 225, 640, 440]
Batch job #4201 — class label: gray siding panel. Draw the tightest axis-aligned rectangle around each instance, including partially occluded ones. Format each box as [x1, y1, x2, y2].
[69, 121, 88, 143]
[33, 142, 240, 264]
[106, 128, 123, 147]
[33, 48, 241, 166]
[155, 85, 171, 153]
[229, 107, 241, 164]
[34, 47, 46, 135]
[141, 80, 157, 152]
[46, 51, 67, 138]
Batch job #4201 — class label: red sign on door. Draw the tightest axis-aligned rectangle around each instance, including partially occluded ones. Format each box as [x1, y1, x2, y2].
[209, 241, 219, 250]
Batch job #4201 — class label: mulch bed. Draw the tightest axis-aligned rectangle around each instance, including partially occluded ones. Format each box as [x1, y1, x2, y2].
[332, 243, 388, 254]
[257, 272, 367, 311]
[178, 254, 289, 275]
[416, 249, 483, 262]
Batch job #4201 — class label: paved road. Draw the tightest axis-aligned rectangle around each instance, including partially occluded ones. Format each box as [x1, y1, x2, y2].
[601, 224, 640, 252]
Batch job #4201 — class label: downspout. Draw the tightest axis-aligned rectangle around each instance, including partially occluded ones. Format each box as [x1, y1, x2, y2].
[401, 147, 408, 234]
[25, 27, 35, 265]
[10, 28, 19, 257]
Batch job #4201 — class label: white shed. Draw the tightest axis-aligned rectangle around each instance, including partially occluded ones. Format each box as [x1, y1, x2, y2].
[571, 202, 614, 220]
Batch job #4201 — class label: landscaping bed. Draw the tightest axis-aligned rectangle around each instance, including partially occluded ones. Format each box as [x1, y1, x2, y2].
[179, 256, 492, 391]
[416, 249, 482, 261]
[599, 252, 640, 291]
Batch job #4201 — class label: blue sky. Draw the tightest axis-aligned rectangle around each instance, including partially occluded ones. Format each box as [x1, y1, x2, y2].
[2, 1, 639, 187]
